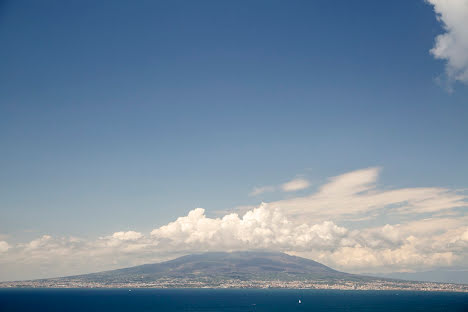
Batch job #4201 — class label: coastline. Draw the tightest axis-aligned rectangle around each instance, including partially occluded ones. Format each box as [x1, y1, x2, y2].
[1, 278, 467, 292]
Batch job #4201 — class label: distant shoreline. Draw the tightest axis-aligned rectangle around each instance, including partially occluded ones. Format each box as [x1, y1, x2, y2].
[1, 279, 467, 293]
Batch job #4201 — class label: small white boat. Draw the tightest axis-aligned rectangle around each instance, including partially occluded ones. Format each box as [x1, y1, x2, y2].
[298, 299, 301, 304]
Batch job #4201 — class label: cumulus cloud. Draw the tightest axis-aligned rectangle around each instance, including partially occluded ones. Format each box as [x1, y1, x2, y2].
[311, 221, 468, 273]
[427, 0, 468, 89]
[150, 205, 348, 251]
[0, 167, 466, 281]
[1, 207, 465, 281]
[281, 178, 310, 192]
[149, 206, 468, 273]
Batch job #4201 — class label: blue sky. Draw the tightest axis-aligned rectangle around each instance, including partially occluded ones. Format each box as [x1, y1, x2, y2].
[0, 0, 467, 280]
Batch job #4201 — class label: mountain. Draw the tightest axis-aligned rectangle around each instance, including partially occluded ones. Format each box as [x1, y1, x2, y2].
[2, 251, 467, 291]
[67, 251, 360, 283]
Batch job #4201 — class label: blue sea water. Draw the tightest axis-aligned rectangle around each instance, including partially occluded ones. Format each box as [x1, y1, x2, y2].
[0, 289, 467, 311]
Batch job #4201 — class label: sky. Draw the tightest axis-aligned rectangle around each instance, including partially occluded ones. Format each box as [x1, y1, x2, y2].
[0, 0, 467, 281]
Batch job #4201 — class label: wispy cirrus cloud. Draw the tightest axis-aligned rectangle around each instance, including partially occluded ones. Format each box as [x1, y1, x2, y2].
[249, 185, 276, 196]
[281, 178, 310, 192]
[269, 167, 466, 222]
[249, 177, 311, 196]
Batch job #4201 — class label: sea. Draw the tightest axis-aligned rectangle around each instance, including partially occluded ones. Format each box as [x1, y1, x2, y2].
[0, 289, 467, 311]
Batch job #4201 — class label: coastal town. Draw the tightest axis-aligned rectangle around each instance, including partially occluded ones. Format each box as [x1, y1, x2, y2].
[2, 277, 467, 292]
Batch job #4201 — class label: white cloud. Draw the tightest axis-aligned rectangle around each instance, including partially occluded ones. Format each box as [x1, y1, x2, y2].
[148, 206, 467, 273]
[427, 0, 468, 88]
[111, 231, 143, 241]
[281, 178, 310, 192]
[268, 167, 466, 222]
[0, 167, 466, 281]
[461, 229, 468, 241]
[249, 186, 275, 196]
[24, 235, 52, 251]
[0, 241, 10, 253]
[150, 205, 349, 251]
[249, 177, 311, 196]
[2, 208, 465, 280]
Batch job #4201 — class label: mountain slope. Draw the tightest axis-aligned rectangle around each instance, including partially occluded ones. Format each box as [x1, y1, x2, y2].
[66, 251, 359, 283]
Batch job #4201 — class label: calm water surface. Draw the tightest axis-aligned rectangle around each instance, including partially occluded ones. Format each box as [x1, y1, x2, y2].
[0, 289, 467, 311]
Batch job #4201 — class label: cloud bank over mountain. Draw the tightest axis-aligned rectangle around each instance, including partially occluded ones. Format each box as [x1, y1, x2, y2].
[0, 168, 467, 281]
